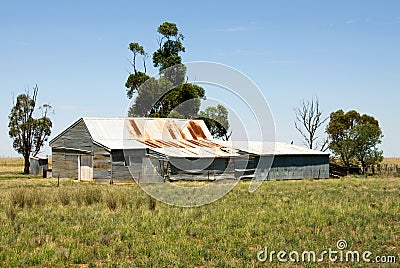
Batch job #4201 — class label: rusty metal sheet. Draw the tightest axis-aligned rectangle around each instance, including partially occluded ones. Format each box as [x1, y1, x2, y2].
[122, 118, 212, 141]
[128, 119, 142, 137]
[136, 138, 238, 157]
[81, 117, 234, 158]
[187, 121, 207, 140]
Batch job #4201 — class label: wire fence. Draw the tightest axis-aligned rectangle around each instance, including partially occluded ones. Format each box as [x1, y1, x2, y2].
[330, 163, 400, 178]
[368, 164, 400, 177]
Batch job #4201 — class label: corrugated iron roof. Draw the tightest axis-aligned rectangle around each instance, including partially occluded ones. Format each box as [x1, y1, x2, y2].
[83, 117, 212, 142]
[214, 141, 329, 156]
[272, 142, 329, 155]
[51, 117, 329, 158]
[81, 117, 236, 157]
[139, 139, 238, 158]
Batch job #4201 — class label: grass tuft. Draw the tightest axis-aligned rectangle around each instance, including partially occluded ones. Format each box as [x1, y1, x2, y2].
[147, 195, 157, 211]
[55, 247, 70, 261]
[82, 187, 102, 206]
[105, 191, 117, 211]
[9, 187, 26, 208]
[3, 200, 17, 221]
[57, 188, 71, 206]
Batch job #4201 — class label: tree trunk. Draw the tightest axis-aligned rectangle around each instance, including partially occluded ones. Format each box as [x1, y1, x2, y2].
[24, 154, 30, 174]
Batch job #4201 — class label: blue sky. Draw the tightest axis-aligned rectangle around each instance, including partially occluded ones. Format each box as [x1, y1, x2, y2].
[1, 0, 399, 157]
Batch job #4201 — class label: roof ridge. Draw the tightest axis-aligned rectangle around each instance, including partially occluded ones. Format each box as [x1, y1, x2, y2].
[81, 117, 203, 121]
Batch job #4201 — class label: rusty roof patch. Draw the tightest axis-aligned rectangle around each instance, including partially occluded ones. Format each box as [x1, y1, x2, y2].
[187, 126, 197, 140]
[188, 121, 207, 139]
[187, 140, 201, 146]
[139, 140, 162, 148]
[187, 139, 216, 147]
[165, 120, 177, 139]
[178, 127, 187, 140]
[129, 119, 142, 137]
[170, 120, 187, 140]
[177, 140, 196, 149]
[134, 138, 238, 157]
[122, 118, 212, 141]
[157, 139, 184, 148]
[197, 140, 221, 148]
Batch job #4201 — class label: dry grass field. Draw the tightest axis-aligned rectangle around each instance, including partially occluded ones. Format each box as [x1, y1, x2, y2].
[0, 158, 24, 172]
[382, 158, 400, 165]
[0, 158, 398, 267]
[0, 158, 51, 175]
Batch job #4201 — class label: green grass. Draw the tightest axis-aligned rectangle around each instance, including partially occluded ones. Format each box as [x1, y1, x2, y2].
[0, 171, 42, 180]
[0, 177, 399, 267]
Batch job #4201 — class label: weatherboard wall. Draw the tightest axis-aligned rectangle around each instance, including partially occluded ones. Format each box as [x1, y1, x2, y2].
[51, 120, 93, 152]
[93, 145, 111, 182]
[52, 151, 79, 179]
[51, 120, 94, 179]
[110, 149, 149, 183]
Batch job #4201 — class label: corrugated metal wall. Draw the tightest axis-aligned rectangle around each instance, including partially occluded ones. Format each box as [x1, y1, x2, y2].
[169, 158, 235, 181]
[110, 149, 167, 183]
[167, 155, 329, 181]
[29, 157, 48, 176]
[110, 149, 147, 183]
[93, 145, 110, 182]
[263, 155, 329, 180]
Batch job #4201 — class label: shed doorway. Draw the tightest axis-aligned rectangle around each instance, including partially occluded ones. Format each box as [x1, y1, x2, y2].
[79, 155, 93, 181]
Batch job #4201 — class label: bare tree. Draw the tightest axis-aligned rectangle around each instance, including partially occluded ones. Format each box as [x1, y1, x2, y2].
[294, 97, 328, 151]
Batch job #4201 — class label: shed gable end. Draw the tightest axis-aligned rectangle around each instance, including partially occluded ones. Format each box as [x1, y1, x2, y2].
[51, 120, 94, 151]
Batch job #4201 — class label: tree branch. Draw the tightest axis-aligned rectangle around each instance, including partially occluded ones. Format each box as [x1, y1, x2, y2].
[294, 96, 328, 150]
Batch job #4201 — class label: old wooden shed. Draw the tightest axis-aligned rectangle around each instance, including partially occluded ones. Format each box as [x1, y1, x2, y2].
[49, 117, 238, 182]
[50, 117, 329, 182]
